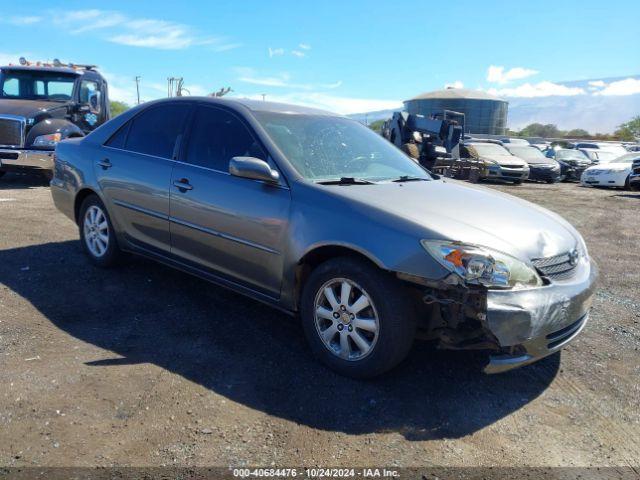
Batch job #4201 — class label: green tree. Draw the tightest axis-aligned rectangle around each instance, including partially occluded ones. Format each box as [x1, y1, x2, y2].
[519, 123, 563, 138]
[368, 119, 385, 133]
[565, 128, 590, 138]
[110, 100, 130, 118]
[614, 116, 640, 141]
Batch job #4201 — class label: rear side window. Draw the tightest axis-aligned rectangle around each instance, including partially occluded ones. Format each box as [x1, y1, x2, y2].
[185, 106, 265, 171]
[125, 104, 191, 159]
[105, 123, 129, 149]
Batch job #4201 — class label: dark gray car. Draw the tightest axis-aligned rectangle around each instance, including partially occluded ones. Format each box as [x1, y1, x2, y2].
[50, 97, 597, 378]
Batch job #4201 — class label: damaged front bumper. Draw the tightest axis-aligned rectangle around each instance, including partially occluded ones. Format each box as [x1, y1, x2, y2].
[483, 256, 598, 373]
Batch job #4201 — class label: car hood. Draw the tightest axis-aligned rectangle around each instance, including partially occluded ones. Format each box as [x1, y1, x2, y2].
[586, 163, 631, 172]
[0, 99, 68, 118]
[323, 180, 579, 261]
[479, 154, 528, 167]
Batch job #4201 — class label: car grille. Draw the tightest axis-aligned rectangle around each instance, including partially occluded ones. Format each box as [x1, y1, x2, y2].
[546, 314, 587, 349]
[531, 250, 579, 280]
[0, 117, 24, 147]
[500, 164, 524, 169]
[501, 171, 523, 177]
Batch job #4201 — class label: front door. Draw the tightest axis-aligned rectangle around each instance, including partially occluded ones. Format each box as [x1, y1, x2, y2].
[169, 105, 291, 297]
[97, 102, 192, 253]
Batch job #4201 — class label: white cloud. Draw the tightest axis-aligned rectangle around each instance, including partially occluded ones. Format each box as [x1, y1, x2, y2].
[593, 77, 640, 96]
[445, 80, 464, 89]
[268, 47, 285, 58]
[291, 50, 306, 58]
[41, 9, 229, 50]
[488, 81, 586, 97]
[322, 81, 343, 89]
[212, 43, 243, 52]
[487, 65, 539, 84]
[7, 16, 42, 25]
[588, 80, 606, 88]
[299, 43, 311, 50]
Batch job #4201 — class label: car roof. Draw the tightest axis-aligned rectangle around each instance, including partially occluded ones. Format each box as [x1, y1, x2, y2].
[143, 96, 339, 116]
[0, 65, 88, 76]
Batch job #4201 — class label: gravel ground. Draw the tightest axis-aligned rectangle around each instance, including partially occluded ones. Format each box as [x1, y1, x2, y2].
[0, 173, 639, 469]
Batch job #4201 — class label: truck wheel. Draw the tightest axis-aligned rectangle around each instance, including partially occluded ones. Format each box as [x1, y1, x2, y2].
[300, 257, 416, 378]
[401, 143, 420, 160]
[78, 195, 123, 268]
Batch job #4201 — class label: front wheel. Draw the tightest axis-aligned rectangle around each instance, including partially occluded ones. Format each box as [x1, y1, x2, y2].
[78, 195, 123, 268]
[300, 257, 416, 378]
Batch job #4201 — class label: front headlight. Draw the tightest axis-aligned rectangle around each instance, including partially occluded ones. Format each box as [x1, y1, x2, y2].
[32, 133, 62, 148]
[421, 240, 543, 289]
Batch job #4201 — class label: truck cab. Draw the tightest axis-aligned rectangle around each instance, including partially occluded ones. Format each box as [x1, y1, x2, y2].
[0, 59, 109, 179]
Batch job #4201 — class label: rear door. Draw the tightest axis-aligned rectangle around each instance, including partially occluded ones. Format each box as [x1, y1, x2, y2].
[98, 102, 192, 253]
[169, 104, 291, 297]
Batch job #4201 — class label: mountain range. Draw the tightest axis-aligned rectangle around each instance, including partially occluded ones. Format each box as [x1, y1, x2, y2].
[348, 75, 640, 134]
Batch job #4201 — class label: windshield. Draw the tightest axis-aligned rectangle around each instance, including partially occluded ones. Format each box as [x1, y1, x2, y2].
[507, 146, 547, 162]
[556, 149, 589, 161]
[469, 143, 511, 156]
[0, 70, 76, 101]
[585, 150, 617, 162]
[609, 152, 640, 164]
[253, 112, 430, 182]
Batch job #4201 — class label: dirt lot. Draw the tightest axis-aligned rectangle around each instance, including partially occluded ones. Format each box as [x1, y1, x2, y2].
[1, 173, 639, 470]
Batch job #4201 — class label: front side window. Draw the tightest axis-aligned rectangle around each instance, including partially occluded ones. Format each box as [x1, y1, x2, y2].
[125, 104, 191, 159]
[0, 70, 75, 101]
[253, 112, 429, 182]
[185, 106, 265, 171]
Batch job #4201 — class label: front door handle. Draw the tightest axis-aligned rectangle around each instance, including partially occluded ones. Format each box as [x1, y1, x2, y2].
[97, 158, 112, 170]
[173, 178, 193, 191]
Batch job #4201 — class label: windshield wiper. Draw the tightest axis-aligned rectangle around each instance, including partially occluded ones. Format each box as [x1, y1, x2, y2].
[391, 175, 429, 183]
[316, 177, 376, 185]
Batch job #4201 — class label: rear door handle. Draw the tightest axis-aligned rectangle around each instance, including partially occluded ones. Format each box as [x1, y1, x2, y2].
[97, 158, 112, 169]
[173, 178, 193, 191]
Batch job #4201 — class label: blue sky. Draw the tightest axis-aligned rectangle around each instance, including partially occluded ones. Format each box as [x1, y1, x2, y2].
[1, 0, 639, 113]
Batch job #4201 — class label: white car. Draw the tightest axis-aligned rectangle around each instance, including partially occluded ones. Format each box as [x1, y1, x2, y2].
[581, 152, 639, 188]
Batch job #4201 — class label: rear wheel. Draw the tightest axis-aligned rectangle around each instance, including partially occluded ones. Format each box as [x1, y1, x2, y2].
[300, 257, 416, 378]
[78, 195, 122, 268]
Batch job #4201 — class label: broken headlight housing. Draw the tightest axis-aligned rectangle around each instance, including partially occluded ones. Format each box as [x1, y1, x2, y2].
[421, 240, 543, 289]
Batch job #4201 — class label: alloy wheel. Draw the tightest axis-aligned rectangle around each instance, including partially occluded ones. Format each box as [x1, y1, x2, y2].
[83, 205, 109, 258]
[313, 278, 380, 361]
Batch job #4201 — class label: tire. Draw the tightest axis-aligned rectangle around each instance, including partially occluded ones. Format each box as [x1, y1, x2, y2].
[513, 180, 522, 185]
[300, 257, 416, 378]
[78, 195, 122, 268]
[401, 143, 420, 160]
[624, 175, 631, 191]
[0, 170, 5, 178]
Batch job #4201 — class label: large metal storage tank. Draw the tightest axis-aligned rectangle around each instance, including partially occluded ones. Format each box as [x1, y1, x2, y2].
[404, 88, 508, 135]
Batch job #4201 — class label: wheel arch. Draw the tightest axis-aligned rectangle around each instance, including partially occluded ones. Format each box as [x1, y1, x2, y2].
[292, 243, 386, 311]
[73, 187, 101, 224]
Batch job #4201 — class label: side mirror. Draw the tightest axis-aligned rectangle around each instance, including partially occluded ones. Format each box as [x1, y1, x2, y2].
[88, 91, 101, 115]
[229, 156, 280, 184]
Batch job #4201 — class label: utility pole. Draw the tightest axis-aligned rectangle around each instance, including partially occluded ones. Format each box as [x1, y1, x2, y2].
[134, 76, 141, 105]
